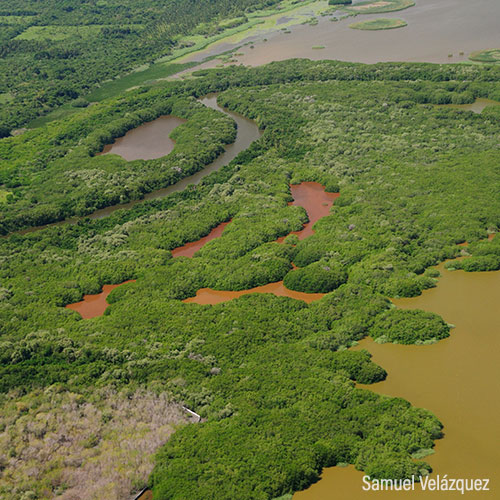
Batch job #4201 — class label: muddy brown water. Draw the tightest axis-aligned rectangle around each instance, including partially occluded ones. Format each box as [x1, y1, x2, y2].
[183, 182, 338, 305]
[182, 0, 500, 71]
[171, 220, 231, 258]
[97, 115, 186, 161]
[183, 281, 326, 305]
[295, 261, 500, 499]
[278, 182, 340, 241]
[67, 182, 336, 314]
[65, 280, 136, 319]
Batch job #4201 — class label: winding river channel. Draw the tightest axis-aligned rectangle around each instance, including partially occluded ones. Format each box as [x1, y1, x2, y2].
[20, 94, 261, 233]
[62, 91, 500, 498]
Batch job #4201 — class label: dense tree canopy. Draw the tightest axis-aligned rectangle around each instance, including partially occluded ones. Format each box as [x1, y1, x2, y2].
[0, 58, 499, 498]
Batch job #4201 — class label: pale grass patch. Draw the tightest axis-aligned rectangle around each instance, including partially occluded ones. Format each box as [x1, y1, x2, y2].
[0, 387, 189, 499]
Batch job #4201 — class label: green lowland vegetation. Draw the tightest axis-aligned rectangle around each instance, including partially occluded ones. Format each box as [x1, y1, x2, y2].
[344, 0, 415, 14]
[328, 0, 352, 5]
[349, 18, 407, 30]
[1, 58, 499, 498]
[370, 309, 450, 344]
[446, 235, 500, 272]
[0, 0, 286, 132]
[469, 48, 500, 64]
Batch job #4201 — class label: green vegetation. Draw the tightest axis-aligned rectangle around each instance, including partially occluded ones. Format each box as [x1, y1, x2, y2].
[14, 25, 109, 41]
[349, 18, 407, 30]
[344, 0, 415, 14]
[0, 94, 236, 233]
[0, 92, 14, 104]
[447, 236, 500, 272]
[469, 48, 500, 64]
[329, 0, 352, 5]
[0, 0, 285, 132]
[370, 309, 450, 344]
[0, 188, 12, 202]
[284, 260, 347, 292]
[1, 59, 499, 498]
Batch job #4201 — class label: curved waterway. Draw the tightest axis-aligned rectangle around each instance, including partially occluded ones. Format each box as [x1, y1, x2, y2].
[18, 94, 261, 234]
[171, 220, 232, 258]
[65, 280, 135, 319]
[88, 94, 261, 220]
[183, 182, 338, 305]
[295, 261, 500, 499]
[97, 115, 186, 161]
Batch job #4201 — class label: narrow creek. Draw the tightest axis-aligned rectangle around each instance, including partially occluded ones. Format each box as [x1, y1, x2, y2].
[66, 182, 337, 316]
[19, 94, 262, 233]
[183, 182, 339, 305]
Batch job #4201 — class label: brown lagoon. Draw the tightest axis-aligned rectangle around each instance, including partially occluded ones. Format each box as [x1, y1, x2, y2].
[295, 260, 500, 499]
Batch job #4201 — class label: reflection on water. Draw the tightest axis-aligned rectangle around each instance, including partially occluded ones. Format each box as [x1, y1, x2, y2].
[295, 261, 500, 499]
[97, 115, 186, 161]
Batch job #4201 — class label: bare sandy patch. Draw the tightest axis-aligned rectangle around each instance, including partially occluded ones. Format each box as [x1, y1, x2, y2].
[352, 1, 392, 11]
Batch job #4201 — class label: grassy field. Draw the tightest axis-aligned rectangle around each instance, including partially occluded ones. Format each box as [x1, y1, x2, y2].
[0, 15, 36, 24]
[344, 0, 415, 14]
[469, 48, 500, 63]
[85, 62, 196, 102]
[14, 24, 144, 41]
[15, 25, 107, 41]
[0, 189, 12, 203]
[349, 17, 407, 30]
[27, 62, 195, 128]
[0, 92, 14, 104]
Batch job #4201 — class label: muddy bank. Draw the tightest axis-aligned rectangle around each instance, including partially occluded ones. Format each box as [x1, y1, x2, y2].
[171, 220, 231, 258]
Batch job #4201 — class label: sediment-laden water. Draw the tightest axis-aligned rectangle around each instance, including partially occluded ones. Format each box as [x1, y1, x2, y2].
[295, 261, 500, 499]
[97, 115, 186, 161]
